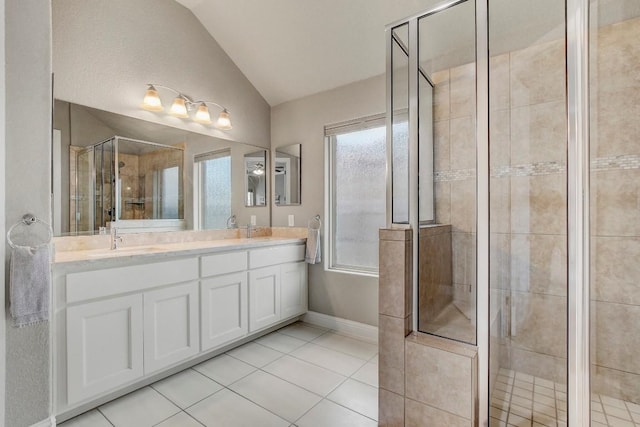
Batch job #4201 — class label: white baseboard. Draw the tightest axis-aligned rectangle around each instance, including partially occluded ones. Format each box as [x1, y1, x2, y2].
[31, 416, 56, 427]
[302, 311, 378, 344]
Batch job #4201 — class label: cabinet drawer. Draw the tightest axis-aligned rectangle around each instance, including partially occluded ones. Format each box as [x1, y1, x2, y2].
[201, 251, 247, 277]
[249, 245, 305, 269]
[67, 258, 198, 303]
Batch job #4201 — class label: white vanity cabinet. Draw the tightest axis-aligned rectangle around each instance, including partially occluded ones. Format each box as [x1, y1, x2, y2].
[200, 251, 249, 351]
[248, 245, 307, 332]
[55, 239, 307, 417]
[66, 293, 144, 405]
[63, 258, 198, 405]
[249, 266, 281, 331]
[281, 261, 308, 318]
[143, 281, 200, 374]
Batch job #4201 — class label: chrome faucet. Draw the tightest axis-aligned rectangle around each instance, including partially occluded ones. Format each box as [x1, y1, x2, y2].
[110, 226, 123, 250]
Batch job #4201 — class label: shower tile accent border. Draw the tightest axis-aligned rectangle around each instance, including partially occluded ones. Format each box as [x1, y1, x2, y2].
[434, 154, 640, 183]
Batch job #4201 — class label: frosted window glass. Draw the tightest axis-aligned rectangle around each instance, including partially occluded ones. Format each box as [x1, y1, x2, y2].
[161, 166, 180, 219]
[332, 126, 386, 271]
[201, 155, 231, 229]
[392, 35, 410, 224]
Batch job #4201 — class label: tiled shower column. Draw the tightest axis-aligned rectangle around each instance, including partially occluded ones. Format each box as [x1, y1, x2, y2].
[379, 228, 412, 426]
[379, 228, 478, 426]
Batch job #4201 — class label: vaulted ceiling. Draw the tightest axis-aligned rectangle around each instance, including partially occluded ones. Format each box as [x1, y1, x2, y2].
[176, 0, 640, 107]
[176, 0, 438, 106]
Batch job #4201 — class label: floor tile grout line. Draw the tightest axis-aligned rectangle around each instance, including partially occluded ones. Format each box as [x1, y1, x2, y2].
[308, 333, 378, 359]
[96, 407, 116, 427]
[150, 409, 205, 427]
[223, 333, 378, 425]
[187, 366, 227, 388]
[286, 351, 367, 378]
[258, 358, 349, 398]
[324, 394, 379, 422]
[151, 378, 226, 416]
[222, 383, 299, 425]
[278, 324, 331, 340]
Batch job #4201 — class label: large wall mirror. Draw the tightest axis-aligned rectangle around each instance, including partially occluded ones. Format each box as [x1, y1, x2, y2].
[244, 150, 267, 207]
[274, 143, 301, 206]
[53, 100, 269, 236]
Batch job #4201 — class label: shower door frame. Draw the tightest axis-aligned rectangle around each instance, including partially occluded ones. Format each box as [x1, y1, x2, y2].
[386, 0, 593, 425]
[566, 0, 591, 424]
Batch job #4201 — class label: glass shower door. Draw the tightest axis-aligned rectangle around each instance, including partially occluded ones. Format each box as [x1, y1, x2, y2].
[488, 0, 568, 425]
[74, 147, 94, 233]
[589, 3, 640, 424]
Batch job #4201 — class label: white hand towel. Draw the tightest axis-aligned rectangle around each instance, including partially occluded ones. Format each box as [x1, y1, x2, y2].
[305, 227, 321, 264]
[10, 245, 50, 327]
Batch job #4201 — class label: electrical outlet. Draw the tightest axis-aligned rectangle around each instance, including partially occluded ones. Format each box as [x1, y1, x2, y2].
[250, 215, 256, 226]
[288, 215, 295, 227]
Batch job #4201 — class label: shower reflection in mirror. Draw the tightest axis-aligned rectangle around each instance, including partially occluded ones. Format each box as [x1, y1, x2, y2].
[71, 136, 185, 234]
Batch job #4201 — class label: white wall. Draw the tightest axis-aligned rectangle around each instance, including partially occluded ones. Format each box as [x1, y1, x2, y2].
[0, 0, 6, 423]
[52, 0, 270, 149]
[5, 1, 52, 426]
[271, 75, 386, 326]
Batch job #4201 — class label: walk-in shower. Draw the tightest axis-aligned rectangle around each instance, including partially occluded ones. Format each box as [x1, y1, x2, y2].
[72, 136, 184, 234]
[386, 0, 640, 424]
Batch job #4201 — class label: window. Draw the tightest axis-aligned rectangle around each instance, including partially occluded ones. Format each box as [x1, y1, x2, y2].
[194, 150, 231, 229]
[326, 115, 387, 274]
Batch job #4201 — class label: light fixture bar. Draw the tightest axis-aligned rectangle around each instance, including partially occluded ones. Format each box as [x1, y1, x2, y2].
[141, 84, 232, 130]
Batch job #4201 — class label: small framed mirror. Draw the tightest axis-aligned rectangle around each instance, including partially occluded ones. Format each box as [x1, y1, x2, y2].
[245, 150, 267, 207]
[274, 143, 301, 205]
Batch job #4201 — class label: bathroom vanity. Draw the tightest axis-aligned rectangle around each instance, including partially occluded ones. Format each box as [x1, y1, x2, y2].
[52, 235, 307, 419]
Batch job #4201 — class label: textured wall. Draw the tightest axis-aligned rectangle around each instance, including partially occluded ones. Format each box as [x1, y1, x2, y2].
[271, 75, 385, 326]
[5, 1, 52, 426]
[52, 0, 270, 149]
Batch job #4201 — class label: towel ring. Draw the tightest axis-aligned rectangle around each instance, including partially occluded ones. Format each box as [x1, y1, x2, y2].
[7, 214, 53, 250]
[308, 214, 321, 230]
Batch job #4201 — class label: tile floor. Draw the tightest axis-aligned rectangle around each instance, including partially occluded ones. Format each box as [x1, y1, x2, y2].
[59, 322, 379, 427]
[490, 368, 640, 427]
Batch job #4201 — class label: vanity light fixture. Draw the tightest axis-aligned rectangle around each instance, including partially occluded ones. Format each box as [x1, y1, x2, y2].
[142, 85, 163, 112]
[141, 84, 233, 130]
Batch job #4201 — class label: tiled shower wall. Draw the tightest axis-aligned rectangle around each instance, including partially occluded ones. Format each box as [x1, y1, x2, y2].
[432, 62, 477, 322]
[485, 15, 640, 404]
[590, 16, 640, 404]
[119, 152, 142, 220]
[489, 35, 569, 383]
[139, 145, 185, 219]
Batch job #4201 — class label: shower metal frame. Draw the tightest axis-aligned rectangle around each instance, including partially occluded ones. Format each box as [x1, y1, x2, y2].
[74, 135, 184, 232]
[386, 0, 592, 424]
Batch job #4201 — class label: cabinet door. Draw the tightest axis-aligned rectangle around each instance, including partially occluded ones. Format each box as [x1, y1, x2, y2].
[248, 266, 281, 332]
[144, 282, 199, 374]
[67, 294, 143, 405]
[201, 272, 248, 351]
[280, 261, 308, 319]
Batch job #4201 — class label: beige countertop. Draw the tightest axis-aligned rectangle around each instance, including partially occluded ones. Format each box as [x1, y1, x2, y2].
[54, 236, 306, 265]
